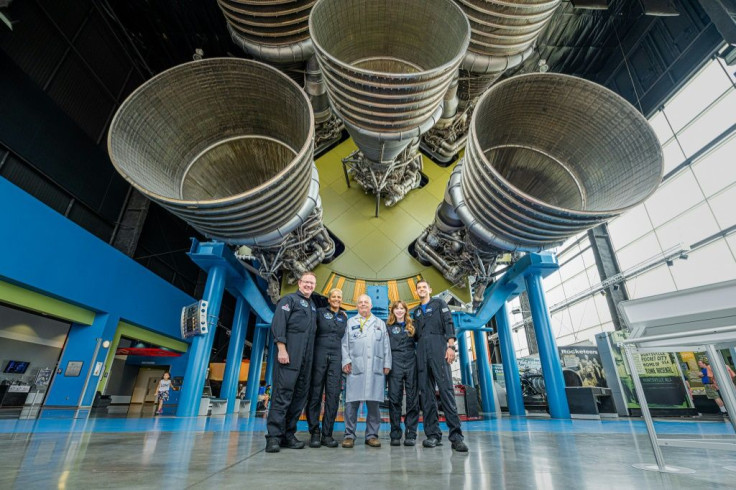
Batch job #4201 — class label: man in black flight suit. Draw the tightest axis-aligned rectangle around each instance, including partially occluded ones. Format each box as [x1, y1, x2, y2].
[412, 279, 468, 452]
[265, 271, 318, 453]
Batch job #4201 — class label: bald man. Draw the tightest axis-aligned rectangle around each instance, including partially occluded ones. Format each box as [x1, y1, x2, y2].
[341, 294, 392, 448]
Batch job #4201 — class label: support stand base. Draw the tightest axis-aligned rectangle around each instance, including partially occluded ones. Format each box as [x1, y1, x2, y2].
[631, 463, 695, 474]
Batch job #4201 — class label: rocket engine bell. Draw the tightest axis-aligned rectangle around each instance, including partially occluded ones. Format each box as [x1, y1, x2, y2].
[107, 58, 335, 301]
[415, 73, 664, 300]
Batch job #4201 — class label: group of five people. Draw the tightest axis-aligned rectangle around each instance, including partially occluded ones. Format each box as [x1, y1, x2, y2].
[264, 271, 468, 453]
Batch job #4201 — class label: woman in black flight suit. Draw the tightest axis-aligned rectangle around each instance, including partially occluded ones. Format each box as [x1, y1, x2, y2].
[306, 288, 348, 448]
[386, 300, 419, 446]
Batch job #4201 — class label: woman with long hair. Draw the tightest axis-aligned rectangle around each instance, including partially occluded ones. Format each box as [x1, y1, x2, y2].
[386, 300, 419, 446]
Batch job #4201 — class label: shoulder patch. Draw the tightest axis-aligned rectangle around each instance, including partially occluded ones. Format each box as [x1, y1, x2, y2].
[281, 304, 290, 312]
[442, 308, 449, 313]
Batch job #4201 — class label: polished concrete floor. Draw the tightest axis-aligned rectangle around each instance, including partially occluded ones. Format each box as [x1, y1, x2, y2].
[1, 415, 735, 489]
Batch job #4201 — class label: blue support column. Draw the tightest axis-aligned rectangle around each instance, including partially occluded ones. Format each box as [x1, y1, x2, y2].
[525, 272, 570, 419]
[473, 329, 496, 414]
[222, 297, 250, 414]
[264, 333, 275, 389]
[177, 265, 227, 417]
[495, 303, 525, 416]
[245, 324, 268, 412]
[457, 331, 473, 387]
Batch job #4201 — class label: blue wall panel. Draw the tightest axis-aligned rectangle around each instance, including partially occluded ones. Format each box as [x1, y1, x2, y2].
[0, 178, 194, 407]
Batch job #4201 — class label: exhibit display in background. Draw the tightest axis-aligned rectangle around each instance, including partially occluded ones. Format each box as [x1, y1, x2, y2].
[517, 356, 542, 373]
[492, 364, 506, 390]
[558, 346, 607, 388]
[597, 330, 696, 416]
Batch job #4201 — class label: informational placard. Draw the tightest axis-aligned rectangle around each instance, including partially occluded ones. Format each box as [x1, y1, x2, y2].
[34, 367, 53, 386]
[64, 361, 84, 377]
[608, 330, 693, 412]
[558, 346, 608, 388]
[181, 300, 209, 339]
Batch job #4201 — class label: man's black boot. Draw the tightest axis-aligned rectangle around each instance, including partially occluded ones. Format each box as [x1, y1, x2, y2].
[280, 437, 306, 449]
[265, 438, 280, 453]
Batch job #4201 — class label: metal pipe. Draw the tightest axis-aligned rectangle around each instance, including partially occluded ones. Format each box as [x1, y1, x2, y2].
[496, 303, 525, 416]
[245, 324, 268, 412]
[178, 265, 227, 417]
[622, 344, 668, 470]
[525, 271, 569, 419]
[705, 344, 736, 434]
[473, 329, 497, 414]
[457, 331, 474, 387]
[222, 297, 250, 414]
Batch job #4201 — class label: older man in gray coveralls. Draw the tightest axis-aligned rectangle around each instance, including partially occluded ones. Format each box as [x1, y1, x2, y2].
[341, 294, 392, 448]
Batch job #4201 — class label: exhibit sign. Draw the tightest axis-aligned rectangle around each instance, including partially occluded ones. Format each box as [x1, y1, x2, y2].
[606, 330, 695, 414]
[558, 346, 608, 388]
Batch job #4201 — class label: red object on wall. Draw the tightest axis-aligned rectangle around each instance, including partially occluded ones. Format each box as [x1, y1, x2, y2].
[116, 347, 182, 357]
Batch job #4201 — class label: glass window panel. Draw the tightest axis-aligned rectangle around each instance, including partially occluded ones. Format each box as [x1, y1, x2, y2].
[691, 134, 736, 197]
[581, 248, 596, 266]
[661, 139, 687, 175]
[718, 58, 736, 84]
[608, 204, 653, 250]
[648, 111, 674, 145]
[567, 298, 603, 331]
[551, 310, 573, 338]
[560, 253, 586, 277]
[727, 234, 736, 259]
[585, 264, 601, 285]
[670, 240, 736, 289]
[625, 264, 676, 299]
[543, 270, 562, 289]
[707, 184, 736, 231]
[561, 270, 593, 297]
[678, 90, 736, 157]
[558, 241, 583, 261]
[544, 284, 567, 308]
[557, 334, 578, 347]
[615, 232, 662, 271]
[664, 60, 731, 132]
[568, 325, 608, 345]
[654, 202, 720, 250]
[644, 171, 704, 227]
[593, 294, 612, 323]
[513, 328, 529, 358]
[600, 322, 615, 334]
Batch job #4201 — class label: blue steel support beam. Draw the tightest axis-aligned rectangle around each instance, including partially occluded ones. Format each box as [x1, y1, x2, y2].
[177, 264, 227, 417]
[473, 329, 496, 414]
[222, 297, 250, 413]
[457, 331, 473, 387]
[182, 239, 276, 417]
[525, 272, 570, 419]
[453, 253, 559, 332]
[495, 303, 525, 416]
[264, 333, 275, 389]
[246, 323, 269, 411]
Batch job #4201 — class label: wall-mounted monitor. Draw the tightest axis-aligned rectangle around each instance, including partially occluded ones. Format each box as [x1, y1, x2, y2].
[3, 361, 30, 374]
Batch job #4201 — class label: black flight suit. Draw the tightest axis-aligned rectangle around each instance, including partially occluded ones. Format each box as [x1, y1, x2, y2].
[386, 321, 419, 441]
[306, 307, 348, 438]
[412, 298, 464, 442]
[266, 291, 317, 442]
